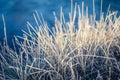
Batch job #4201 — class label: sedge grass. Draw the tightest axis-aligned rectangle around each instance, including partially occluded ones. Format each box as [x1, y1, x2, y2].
[0, 1, 120, 80]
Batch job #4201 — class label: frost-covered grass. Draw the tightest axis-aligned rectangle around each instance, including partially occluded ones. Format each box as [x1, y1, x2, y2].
[0, 1, 120, 80]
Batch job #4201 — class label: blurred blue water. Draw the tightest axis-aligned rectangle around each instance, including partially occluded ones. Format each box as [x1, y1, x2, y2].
[0, 0, 120, 47]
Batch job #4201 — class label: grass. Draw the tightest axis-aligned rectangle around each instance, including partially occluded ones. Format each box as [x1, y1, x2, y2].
[0, 1, 120, 80]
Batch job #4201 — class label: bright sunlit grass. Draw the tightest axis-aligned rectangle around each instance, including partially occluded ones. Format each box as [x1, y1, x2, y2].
[0, 1, 120, 80]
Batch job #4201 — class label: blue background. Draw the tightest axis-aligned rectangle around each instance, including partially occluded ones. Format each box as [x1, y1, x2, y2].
[0, 0, 120, 47]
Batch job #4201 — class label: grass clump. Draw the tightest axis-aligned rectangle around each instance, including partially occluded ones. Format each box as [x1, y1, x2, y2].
[0, 1, 120, 80]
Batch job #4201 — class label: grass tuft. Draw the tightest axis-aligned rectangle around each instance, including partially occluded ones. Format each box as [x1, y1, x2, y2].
[0, 1, 120, 80]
